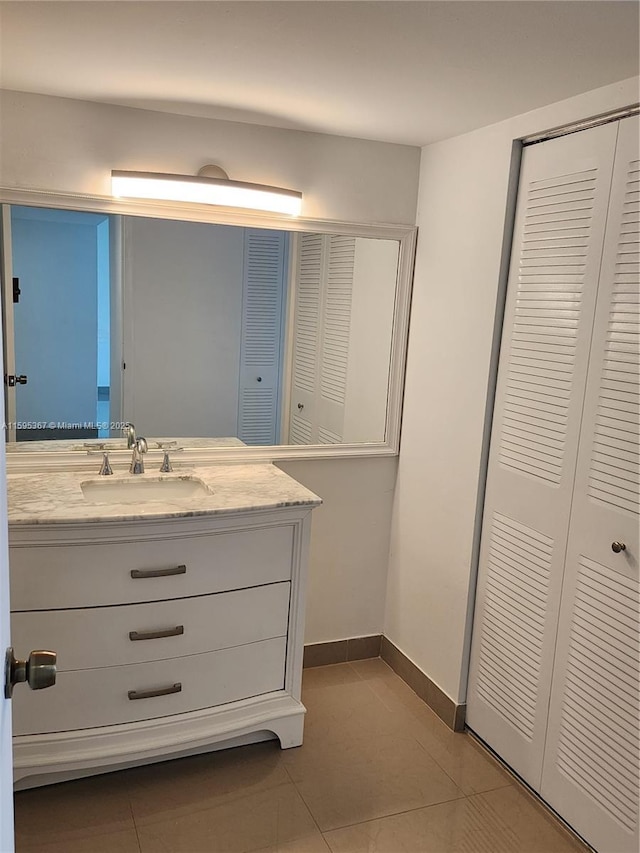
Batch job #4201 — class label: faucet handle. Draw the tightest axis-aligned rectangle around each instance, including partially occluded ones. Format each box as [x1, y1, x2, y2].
[160, 450, 173, 473]
[159, 446, 183, 473]
[99, 452, 113, 476]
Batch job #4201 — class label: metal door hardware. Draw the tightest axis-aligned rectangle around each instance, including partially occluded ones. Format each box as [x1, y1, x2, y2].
[5, 374, 28, 387]
[4, 647, 57, 698]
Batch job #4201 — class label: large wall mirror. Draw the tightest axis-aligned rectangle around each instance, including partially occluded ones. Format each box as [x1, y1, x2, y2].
[0, 190, 415, 468]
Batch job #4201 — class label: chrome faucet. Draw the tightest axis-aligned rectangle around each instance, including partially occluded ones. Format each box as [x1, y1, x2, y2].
[124, 423, 137, 449]
[129, 437, 148, 475]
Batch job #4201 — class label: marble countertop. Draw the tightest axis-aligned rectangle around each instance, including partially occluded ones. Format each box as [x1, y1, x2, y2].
[8, 463, 322, 525]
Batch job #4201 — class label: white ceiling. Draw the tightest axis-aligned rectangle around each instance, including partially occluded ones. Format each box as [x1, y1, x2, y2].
[0, 1, 638, 147]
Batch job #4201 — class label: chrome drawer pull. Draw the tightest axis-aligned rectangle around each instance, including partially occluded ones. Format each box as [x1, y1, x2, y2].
[128, 683, 182, 701]
[129, 626, 184, 642]
[130, 564, 186, 579]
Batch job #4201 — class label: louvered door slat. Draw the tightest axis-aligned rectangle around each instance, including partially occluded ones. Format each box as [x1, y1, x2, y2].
[238, 229, 286, 445]
[320, 236, 355, 409]
[289, 233, 360, 444]
[292, 234, 322, 395]
[467, 121, 619, 791]
[541, 116, 640, 853]
[288, 233, 323, 444]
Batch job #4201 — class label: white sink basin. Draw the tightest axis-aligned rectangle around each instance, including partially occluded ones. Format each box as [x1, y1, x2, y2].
[81, 476, 211, 504]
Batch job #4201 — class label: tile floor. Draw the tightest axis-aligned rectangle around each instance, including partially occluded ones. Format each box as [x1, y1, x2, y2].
[13, 659, 590, 853]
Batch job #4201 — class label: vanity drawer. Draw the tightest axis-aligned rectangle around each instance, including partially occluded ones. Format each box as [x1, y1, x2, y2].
[10, 524, 293, 610]
[11, 582, 290, 670]
[13, 636, 287, 735]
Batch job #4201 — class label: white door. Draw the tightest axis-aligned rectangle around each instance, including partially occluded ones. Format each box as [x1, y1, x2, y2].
[466, 122, 619, 788]
[315, 235, 355, 444]
[289, 233, 322, 444]
[0, 206, 16, 443]
[0, 213, 14, 847]
[288, 234, 355, 444]
[0, 463, 14, 852]
[237, 229, 287, 445]
[540, 115, 639, 853]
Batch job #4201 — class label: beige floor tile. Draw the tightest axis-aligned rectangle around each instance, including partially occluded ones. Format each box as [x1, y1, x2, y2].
[252, 833, 332, 853]
[324, 786, 590, 853]
[287, 667, 417, 781]
[350, 658, 512, 795]
[127, 741, 289, 820]
[349, 659, 442, 720]
[407, 714, 512, 795]
[134, 781, 323, 853]
[14, 773, 140, 853]
[302, 663, 363, 692]
[288, 732, 464, 832]
[299, 681, 402, 750]
[11, 663, 589, 853]
[474, 785, 590, 852]
[324, 796, 502, 852]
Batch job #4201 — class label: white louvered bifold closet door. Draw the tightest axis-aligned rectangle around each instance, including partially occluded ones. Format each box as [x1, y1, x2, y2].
[466, 122, 619, 789]
[237, 229, 287, 445]
[316, 235, 355, 443]
[540, 115, 640, 853]
[289, 234, 355, 444]
[289, 233, 323, 444]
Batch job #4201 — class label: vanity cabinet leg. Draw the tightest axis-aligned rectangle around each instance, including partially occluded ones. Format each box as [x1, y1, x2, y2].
[272, 711, 305, 749]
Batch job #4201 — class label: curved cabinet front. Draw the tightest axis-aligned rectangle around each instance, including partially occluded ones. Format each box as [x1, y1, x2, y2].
[14, 637, 287, 735]
[11, 582, 291, 671]
[9, 506, 313, 788]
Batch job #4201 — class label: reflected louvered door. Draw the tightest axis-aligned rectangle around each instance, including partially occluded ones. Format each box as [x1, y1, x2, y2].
[540, 116, 639, 853]
[466, 122, 619, 789]
[288, 234, 355, 445]
[289, 233, 323, 444]
[238, 229, 287, 445]
[316, 236, 355, 443]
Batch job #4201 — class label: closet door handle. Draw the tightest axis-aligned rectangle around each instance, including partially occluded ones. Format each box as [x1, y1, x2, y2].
[130, 565, 186, 579]
[128, 683, 182, 701]
[611, 541, 627, 553]
[129, 626, 184, 642]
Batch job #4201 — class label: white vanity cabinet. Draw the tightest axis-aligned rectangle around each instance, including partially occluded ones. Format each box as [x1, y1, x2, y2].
[8, 499, 316, 789]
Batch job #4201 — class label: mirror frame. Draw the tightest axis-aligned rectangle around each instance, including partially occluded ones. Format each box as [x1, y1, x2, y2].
[0, 185, 416, 473]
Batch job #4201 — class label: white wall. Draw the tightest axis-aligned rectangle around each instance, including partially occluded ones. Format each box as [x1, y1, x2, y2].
[343, 238, 398, 443]
[278, 456, 397, 644]
[0, 90, 417, 643]
[0, 90, 420, 225]
[385, 76, 640, 704]
[124, 218, 244, 438]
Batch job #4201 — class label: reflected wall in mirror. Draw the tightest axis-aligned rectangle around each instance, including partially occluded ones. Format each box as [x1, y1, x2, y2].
[1, 205, 401, 449]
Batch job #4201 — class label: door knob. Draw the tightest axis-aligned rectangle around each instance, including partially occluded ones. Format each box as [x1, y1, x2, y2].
[611, 541, 627, 554]
[4, 374, 28, 387]
[4, 647, 57, 698]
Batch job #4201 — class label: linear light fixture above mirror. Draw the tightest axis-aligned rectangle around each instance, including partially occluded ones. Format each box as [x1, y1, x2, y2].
[111, 164, 303, 216]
